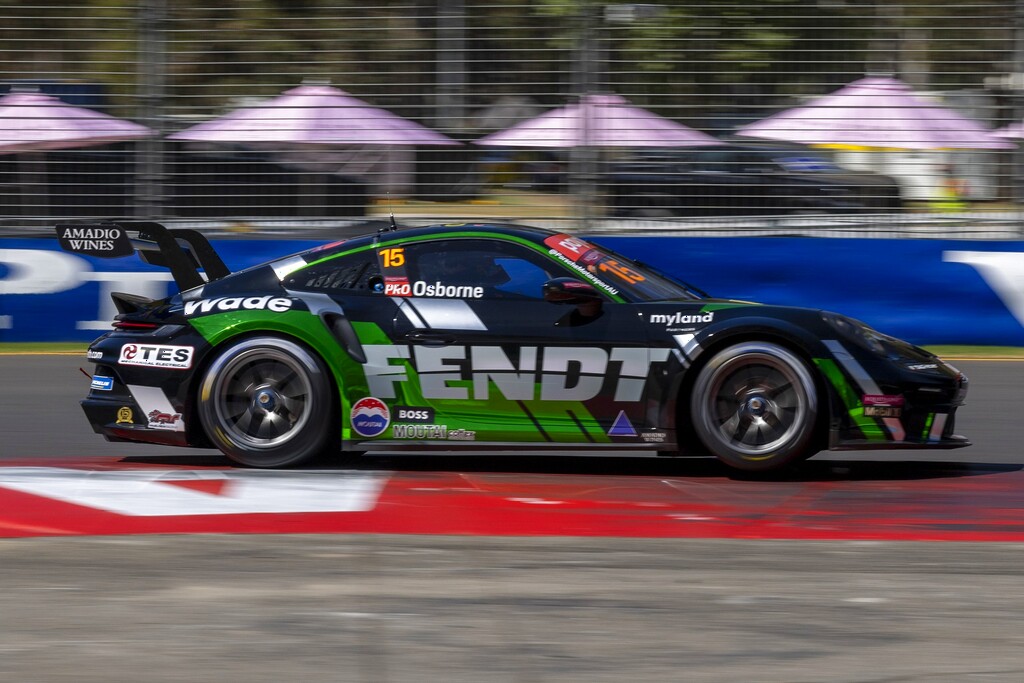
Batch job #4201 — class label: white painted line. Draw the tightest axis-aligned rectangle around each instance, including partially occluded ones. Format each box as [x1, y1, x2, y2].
[0, 468, 389, 517]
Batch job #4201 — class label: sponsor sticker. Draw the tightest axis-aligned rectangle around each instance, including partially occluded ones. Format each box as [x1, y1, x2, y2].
[608, 410, 638, 437]
[448, 429, 476, 441]
[115, 407, 134, 424]
[649, 311, 714, 329]
[118, 344, 194, 370]
[86, 349, 103, 360]
[544, 234, 594, 262]
[863, 394, 904, 418]
[183, 296, 293, 316]
[147, 409, 182, 430]
[90, 375, 114, 392]
[412, 281, 484, 298]
[362, 344, 671, 402]
[350, 397, 390, 438]
[546, 248, 619, 296]
[392, 424, 448, 439]
[383, 279, 484, 298]
[384, 277, 412, 296]
[641, 431, 667, 443]
[394, 406, 436, 423]
[56, 223, 133, 258]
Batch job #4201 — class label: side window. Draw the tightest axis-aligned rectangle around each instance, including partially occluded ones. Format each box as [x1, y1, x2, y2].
[491, 257, 552, 298]
[401, 238, 561, 301]
[282, 250, 381, 293]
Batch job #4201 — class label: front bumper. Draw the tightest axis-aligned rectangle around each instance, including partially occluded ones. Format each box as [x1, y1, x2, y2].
[821, 350, 970, 451]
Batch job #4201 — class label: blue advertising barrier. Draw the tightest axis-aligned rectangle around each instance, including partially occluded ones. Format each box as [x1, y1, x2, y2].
[596, 237, 1024, 347]
[2, 236, 1024, 345]
[0, 239, 311, 343]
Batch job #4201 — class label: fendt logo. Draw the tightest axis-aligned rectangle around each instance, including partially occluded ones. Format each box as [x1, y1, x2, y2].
[362, 344, 672, 402]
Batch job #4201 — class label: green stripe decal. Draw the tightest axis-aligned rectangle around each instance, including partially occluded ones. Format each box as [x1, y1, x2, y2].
[813, 358, 887, 442]
[700, 302, 760, 312]
[922, 413, 935, 442]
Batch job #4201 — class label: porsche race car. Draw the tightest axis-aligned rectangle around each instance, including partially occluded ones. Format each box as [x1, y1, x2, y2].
[57, 220, 969, 472]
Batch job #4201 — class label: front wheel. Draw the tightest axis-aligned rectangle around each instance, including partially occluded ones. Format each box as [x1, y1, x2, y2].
[690, 341, 818, 472]
[198, 337, 337, 467]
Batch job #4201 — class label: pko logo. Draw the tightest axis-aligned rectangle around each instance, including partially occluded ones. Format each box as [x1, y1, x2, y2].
[350, 397, 391, 438]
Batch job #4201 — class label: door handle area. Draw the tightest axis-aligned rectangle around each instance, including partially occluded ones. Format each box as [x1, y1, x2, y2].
[406, 330, 457, 346]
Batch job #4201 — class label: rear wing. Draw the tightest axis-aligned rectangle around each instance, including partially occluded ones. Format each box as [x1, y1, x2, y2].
[55, 220, 231, 292]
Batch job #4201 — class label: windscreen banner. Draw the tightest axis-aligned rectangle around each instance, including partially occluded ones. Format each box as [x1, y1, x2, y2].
[2, 236, 1024, 345]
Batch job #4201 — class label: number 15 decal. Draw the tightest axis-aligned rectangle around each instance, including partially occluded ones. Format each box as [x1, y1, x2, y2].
[379, 247, 405, 268]
[598, 259, 645, 284]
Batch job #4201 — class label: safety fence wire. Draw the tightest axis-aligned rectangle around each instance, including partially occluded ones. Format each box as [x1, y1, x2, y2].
[0, 0, 1021, 238]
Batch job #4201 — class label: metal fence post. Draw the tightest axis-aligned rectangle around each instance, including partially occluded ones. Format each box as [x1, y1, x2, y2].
[572, 2, 600, 232]
[1014, 0, 1024, 232]
[135, 0, 167, 219]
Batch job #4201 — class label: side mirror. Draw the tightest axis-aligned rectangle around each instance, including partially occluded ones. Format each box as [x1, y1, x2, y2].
[543, 277, 603, 305]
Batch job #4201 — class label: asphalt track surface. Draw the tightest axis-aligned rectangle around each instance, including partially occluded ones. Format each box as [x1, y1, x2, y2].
[2, 354, 1024, 682]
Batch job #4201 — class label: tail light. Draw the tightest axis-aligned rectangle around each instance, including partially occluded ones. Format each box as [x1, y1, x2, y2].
[113, 320, 160, 331]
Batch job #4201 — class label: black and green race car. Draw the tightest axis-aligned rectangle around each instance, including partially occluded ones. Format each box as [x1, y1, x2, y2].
[57, 220, 969, 472]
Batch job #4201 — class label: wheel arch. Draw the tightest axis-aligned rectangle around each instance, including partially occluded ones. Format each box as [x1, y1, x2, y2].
[665, 318, 838, 454]
[184, 327, 344, 450]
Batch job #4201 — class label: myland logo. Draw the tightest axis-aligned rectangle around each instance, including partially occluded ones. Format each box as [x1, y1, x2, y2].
[649, 311, 714, 326]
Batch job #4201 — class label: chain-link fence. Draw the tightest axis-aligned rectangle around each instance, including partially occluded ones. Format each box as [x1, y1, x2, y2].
[1, 0, 1023, 236]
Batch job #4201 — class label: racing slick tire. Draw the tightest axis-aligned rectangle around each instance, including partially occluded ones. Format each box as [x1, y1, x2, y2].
[690, 341, 818, 472]
[198, 336, 337, 468]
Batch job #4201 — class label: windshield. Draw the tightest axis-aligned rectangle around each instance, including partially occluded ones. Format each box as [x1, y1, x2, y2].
[542, 234, 705, 302]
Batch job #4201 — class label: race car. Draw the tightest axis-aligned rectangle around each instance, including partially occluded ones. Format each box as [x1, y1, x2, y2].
[56, 219, 969, 472]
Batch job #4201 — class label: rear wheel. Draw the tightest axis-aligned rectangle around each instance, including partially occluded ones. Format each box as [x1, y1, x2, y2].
[690, 341, 818, 472]
[198, 337, 336, 467]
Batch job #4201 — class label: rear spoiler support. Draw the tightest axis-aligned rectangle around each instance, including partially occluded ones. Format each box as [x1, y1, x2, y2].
[55, 220, 231, 292]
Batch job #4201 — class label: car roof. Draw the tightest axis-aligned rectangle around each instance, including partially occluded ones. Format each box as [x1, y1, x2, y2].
[307, 222, 562, 259]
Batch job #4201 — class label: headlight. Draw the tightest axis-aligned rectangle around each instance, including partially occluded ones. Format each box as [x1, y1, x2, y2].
[821, 311, 892, 357]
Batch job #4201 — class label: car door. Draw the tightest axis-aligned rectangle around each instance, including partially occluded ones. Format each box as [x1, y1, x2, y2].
[278, 244, 419, 443]
[367, 235, 667, 447]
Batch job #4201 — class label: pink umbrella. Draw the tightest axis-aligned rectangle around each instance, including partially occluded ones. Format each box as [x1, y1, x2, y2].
[994, 122, 1024, 140]
[169, 85, 459, 146]
[0, 91, 154, 152]
[736, 77, 1012, 151]
[474, 94, 719, 147]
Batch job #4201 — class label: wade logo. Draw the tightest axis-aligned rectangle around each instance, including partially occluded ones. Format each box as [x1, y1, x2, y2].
[183, 296, 293, 316]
